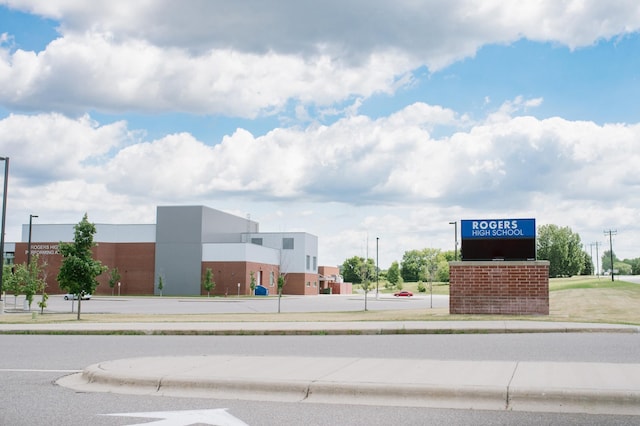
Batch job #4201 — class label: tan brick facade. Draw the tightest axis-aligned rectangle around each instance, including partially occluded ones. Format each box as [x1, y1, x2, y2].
[449, 261, 549, 315]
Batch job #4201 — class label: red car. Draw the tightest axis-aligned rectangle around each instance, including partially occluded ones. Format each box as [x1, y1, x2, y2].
[393, 290, 413, 297]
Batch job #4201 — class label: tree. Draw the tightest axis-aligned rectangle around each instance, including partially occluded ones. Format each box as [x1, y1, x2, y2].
[158, 275, 164, 296]
[38, 292, 48, 314]
[108, 267, 121, 296]
[400, 250, 422, 282]
[601, 250, 619, 274]
[435, 259, 450, 282]
[387, 261, 402, 287]
[400, 248, 441, 282]
[536, 224, 583, 278]
[341, 256, 362, 283]
[624, 258, 640, 275]
[580, 251, 594, 276]
[341, 256, 376, 284]
[356, 260, 375, 311]
[5, 260, 46, 311]
[613, 262, 632, 275]
[435, 250, 455, 283]
[277, 274, 286, 313]
[3, 264, 21, 308]
[57, 214, 106, 320]
[203, 268, 215, 297]
[24, 254, 46, 311]
[249, 271, 257, 294]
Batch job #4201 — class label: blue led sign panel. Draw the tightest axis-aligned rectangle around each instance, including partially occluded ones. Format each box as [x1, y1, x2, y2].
[461, 219, 536, 240]
[460, 218, 537, 261]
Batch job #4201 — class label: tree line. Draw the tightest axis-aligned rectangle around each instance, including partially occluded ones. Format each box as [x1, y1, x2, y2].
[341, 224, 639, 283]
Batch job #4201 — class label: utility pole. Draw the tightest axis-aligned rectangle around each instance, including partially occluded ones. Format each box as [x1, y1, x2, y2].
[603, 230, 617, 282]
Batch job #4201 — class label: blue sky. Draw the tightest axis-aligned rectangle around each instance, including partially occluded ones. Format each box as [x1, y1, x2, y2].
[1, 1, 639, 268]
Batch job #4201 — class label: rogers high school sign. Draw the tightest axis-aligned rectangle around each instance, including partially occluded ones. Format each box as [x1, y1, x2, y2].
[461, 219, 536, 239]
[460, 218, 536, 261]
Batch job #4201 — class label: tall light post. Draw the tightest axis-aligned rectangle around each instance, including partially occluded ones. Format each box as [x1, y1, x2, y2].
[0, 157, 9, 302]
[449, 221, 458, 261]
[375, 237, 379, 299]
[27, 214, 38, 266]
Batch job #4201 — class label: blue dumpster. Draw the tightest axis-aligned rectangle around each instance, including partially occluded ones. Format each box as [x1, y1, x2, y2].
[254, 285, 269, 296]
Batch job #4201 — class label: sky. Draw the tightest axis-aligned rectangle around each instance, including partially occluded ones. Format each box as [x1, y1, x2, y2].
[0, 0, 639, 269]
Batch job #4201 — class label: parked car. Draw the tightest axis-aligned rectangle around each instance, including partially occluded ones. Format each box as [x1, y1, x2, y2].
[393, 290, 413, 297]
[64, 293, 91, 300]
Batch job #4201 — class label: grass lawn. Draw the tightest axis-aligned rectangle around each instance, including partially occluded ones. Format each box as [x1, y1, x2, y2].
[2, 276, 639, 325]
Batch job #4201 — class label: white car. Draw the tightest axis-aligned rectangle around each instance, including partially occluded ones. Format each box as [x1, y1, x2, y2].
[64, 293, 91, 300]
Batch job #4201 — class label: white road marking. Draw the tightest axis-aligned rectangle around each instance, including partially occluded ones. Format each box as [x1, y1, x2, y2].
[104, 408, 249, 426]
[0, 368, 81, 373]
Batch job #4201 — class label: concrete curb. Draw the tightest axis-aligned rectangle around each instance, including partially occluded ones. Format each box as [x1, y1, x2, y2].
[2, 320, 639, 336]
[56, 355, 640, 415]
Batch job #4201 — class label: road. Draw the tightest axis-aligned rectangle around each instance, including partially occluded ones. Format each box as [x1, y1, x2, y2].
[1, 333, 639, 425]
[619, 275, 640, 284]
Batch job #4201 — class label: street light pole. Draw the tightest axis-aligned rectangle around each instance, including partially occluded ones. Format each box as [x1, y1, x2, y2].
[449, 221, 458, 261]
[0, 157, 9, 302]
[27, 214, 38, 266]
[375, 237, 379, 299]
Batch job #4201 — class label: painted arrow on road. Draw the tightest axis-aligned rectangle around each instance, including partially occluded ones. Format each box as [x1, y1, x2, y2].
[103, 408, 249, 426]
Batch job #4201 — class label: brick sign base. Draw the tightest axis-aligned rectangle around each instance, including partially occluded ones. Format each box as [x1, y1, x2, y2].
[449, 261, 550, 315]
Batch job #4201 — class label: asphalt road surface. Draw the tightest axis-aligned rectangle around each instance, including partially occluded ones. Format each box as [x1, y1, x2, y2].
[1, 333, 639, 425]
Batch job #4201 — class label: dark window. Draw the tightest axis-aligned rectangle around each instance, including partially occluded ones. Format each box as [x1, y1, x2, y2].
[283, 238, 294, 250]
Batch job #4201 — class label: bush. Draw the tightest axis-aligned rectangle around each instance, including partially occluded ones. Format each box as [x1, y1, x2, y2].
[417, 281, 426, 293]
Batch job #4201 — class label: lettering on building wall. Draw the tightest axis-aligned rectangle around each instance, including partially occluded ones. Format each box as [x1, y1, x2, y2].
[25, 244, 60, 256]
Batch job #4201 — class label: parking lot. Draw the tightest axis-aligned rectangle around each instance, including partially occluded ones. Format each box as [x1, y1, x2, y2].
[4, 292, 449, 315]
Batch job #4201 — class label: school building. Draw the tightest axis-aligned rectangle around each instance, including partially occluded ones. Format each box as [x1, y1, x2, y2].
[7, 205, 321, 296]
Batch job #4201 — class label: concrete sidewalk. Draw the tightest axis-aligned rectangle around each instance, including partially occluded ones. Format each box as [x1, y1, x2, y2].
[57, 354, 640, 415]
[2, 320, 639, 335]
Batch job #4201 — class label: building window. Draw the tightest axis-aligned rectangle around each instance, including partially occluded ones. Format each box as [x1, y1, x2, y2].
[313, 256, 317, 270]
[306, 281, 311, 287]
[313, 281, 317, 287]
[306, 255, 310, 270]
[251, 238, 263, 245]
[270, 271, 275, 287]
[282, 238, 294, 250]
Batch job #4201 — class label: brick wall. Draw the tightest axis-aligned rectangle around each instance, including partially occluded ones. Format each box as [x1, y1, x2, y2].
[14, 242, 156, 295]
[201, 261, 280, 296]
[284, 272, 320, 295]
[449, 261, 549, 315]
